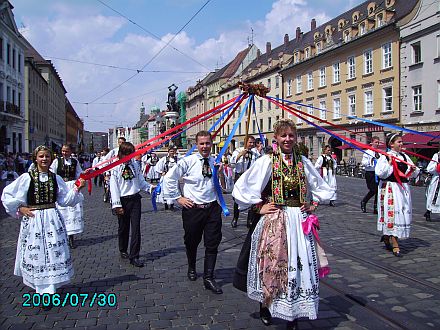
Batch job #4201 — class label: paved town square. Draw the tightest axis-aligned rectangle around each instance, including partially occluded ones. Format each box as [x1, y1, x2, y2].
[1, 176, 439, 330]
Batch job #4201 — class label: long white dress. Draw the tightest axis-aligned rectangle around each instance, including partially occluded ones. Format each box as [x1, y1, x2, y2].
[314, 154, 337, 201]
[1, 172, 83, 293]
[232, 154, 334, 321]
[155, 156, 178, 205]
[50, 158, 84, 235]
[426, 152, 440, 213]
[375, 151, 420, 238]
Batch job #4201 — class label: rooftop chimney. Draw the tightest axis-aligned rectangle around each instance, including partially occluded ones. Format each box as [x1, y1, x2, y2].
[296, 27, 301, 41]
[266, 42, 271, 54]
[311, 18, 317, 31]
[284, 34, 289, 47]
[257, 49, 261, 58]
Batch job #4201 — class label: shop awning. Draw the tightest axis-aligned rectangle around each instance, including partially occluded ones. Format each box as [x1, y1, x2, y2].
[402, 130, 440, 145]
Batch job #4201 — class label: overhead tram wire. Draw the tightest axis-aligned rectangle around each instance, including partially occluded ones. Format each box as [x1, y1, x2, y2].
[43, 55, 210, 74]
[72, 76, 200, 106]
[87, 0, 214, 105]
[97, 0, 211, 72]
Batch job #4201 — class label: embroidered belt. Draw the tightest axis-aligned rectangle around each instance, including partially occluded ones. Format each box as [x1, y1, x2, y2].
[27, 203, 56, 210]
[268, 197, 302, 207]
[193, 201, 214, 209]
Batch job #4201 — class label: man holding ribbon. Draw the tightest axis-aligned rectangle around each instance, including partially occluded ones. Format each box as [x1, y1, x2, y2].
[361, 136, 381, 214]
[163, 131, 223, 294]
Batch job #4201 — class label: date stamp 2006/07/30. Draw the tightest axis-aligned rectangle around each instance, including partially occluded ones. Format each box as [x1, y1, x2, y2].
[22, 293, 117, 308]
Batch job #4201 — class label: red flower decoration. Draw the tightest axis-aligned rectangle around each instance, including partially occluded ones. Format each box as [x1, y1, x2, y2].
[379, 217, 384, 223]
[388, 211, 394, 217]
[387, 223, 394, 228]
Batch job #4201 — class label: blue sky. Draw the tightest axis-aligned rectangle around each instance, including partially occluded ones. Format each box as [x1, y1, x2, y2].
[11, 0, 363, 131]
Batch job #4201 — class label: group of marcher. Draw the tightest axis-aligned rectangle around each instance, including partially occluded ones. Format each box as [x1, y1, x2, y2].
[1, 118, 439, 328]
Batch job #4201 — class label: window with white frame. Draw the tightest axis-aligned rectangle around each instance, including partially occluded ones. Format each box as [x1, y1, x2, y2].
[364, 50, 373, 74]
[268, 99, 271, 110]
[260, 118, 264, 132]
[296, 106, 302, 124]
[316, 43, 322, 54]
[275, 75, 279, 88]
[319, 67, 326, 87]
[344, 31, 351, 42]
[305, 48, 310, 59]
[259, 99, 263, 112]
[348, 56, 356, 79]
[296, 75, 302, 93]
[364, 91, 373, 114]
[382, 42, 392, 69]
[319, 100, 326, 119]
[383, 87, 392, 112]
[268, 117, 272, 131]
[411, 42, 421, 64]
[287, 78, 292, 96]
[333, 98, 341, 119]
[437, 34, 440, 58]
[333, 62, 340, 83]
[252, 120, 256, 133]
[308, 103, 314, 121]
[438, 81, 440, 109]
[275, 94, 279, 108]
[267, 78, 271, 89]
[348, 94, 356, 116]
[413, 85, 422, 112]
[307, 71, 313, 90]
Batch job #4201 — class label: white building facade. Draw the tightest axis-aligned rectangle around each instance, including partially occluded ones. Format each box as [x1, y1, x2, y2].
[0, 0, 26, 153]
[400, 0, 440, 131]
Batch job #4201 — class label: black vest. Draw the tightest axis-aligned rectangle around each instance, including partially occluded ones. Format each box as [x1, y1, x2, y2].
[385, 153, 409, 183]
[27, 171, 58, 205]
[56, 157, 78, 181]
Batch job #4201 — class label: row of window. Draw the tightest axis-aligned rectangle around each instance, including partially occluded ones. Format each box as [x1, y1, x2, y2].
[287, 43, 392, 95]
[0, 37, 22, 72]
[0, 82, 22, 108]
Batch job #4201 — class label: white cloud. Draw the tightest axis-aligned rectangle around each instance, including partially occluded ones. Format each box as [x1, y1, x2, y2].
[20, 0, 332, 131]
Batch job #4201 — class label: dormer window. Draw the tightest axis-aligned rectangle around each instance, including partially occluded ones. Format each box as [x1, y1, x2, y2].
[344, 30, 351, 42]
[316, 42, 322, 54]
[376, 13, 383, 27]
[359, 22, 366, 35]
[368, 2, 376, 16]
[305, 48, 310, 59]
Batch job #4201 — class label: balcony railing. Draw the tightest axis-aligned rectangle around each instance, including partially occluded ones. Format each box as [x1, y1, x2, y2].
[0, 100, 21, 117]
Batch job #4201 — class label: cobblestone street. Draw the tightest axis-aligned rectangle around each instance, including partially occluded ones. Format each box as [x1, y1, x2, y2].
[1, 176, 439, 329]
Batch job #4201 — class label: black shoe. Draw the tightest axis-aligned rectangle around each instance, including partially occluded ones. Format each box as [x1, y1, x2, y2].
[424, 211, 431, 222]
[164, 204, 169, 211]
[130, 258, 144, 267]
[169, 204, 175, 211]
[259, 303, 272, 326]
[187, 268, 197, 281]
[68, 235, 76, 249]
[203, 278, 223, 294]
[329, 201, 336, 207]
[120, 252, 129, 259]
[231, 218, 238, 228]
[286, 319, 298, 329]
[246, 218, 252, 228]
[361, 201, 366, 213]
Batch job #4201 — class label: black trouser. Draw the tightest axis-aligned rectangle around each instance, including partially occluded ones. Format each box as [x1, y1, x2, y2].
[182, 202, 222, 269]
[94, 174, 104, 186]
[233, 173, 242, 220]
[362, 171, 379, 209]
[118, 193, 142, 260]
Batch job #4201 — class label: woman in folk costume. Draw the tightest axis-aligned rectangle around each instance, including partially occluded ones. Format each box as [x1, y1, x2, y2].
[50, 144, 84, 249]
[314, 145, 337, 206]
[155, 146, 179, 211]
[375, 133, 419, 257]
[425, 147, 440, 221]
[144, 152, 161, 183]
[1, 146, 85, 304]
[232, 119, 334, 328]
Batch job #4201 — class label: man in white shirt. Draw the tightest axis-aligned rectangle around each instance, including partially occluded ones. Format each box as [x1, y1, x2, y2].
[110, 142, 153, 267]
[361, 136, 381, 214]
[103, 136, 126, 163]
[92, 151, 104, 187]
[50, 144, 84, 249]
[230, 136, 259, 228]
[164, 131, 223, 294]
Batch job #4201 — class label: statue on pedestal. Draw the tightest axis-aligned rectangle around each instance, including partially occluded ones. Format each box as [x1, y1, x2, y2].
[167, 84, 179, 113]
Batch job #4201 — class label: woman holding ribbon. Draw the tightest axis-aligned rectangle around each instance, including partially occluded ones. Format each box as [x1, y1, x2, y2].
[1, 145, 85, 305]
[375, 133, 419, 257]
[232, 119, 334, 328]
